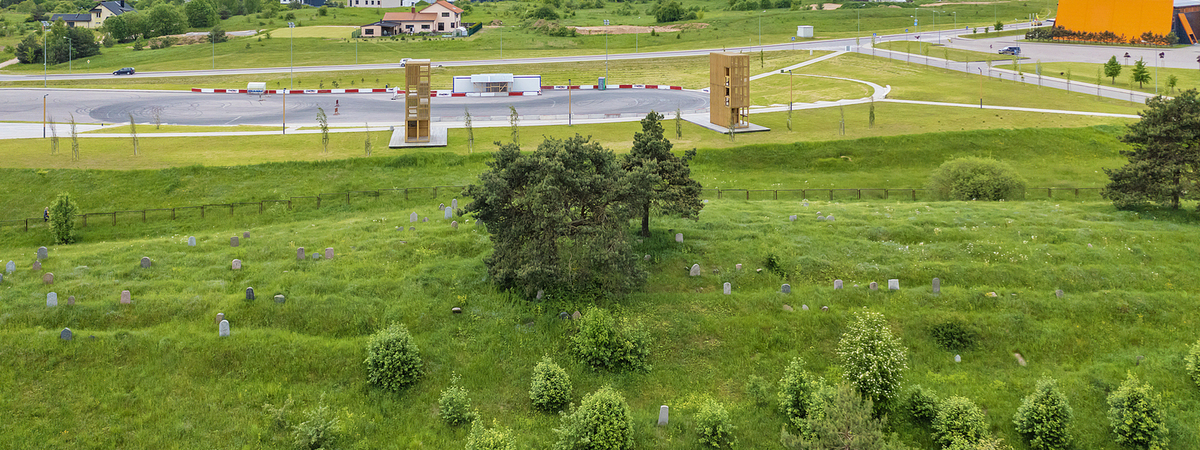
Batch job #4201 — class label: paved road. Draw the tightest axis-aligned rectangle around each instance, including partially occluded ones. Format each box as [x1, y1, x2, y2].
[0, 88, 708, 126]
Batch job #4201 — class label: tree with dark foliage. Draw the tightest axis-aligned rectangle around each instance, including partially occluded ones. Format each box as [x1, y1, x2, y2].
[1103, 90, 1200, 210]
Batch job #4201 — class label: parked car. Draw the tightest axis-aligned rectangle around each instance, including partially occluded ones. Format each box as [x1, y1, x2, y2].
[113, 67, 135, 75]
[998, 46, 1021, 56]
[399, 58, 411, 68]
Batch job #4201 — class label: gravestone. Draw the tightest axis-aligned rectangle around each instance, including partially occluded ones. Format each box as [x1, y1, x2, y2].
[325, 248, 334, 259]
[536, 290, 544, 300]
[274, 294, 285, 304]
[409, 227, 416, 231]
[67, 295, 75, 305]
[657, 405, 669, 426]
[451, 221, 458, 229]
[47, 292, 57, 307]
[43, 272, 53, 284]
[781, 284, 791, 294]
[834, 280, 843, 290]
[888, 279, 899, 290]
[801, 304, 809, 311]
[6, 260, 13, 274]
[410, 212, 418, 222]
[188, 236, 196, 246]
[689, 264, 701, 276]
[723, 282, 731, 295]
[954, 354, 961, 363]
[789, 215, 797, 222]
[243, 231, 250, 238]
[296, 247, 305, 260]
[231, 259, 242, 270]
[644, 254, 651, 261]
[783, 304, 794, 312]
[60, 328, 72, 341]
[444, 208, 453, 219]
[932, 278, 941, 294]
[1054, 289, 1063, 299]
[820, 305, 829, 312]
[452, 307, 462, 314]
[869, 282, 878, 291]
[140, 257, 151, 268]
[313, 253, 321, 260]
[37, 246, 48, 260]
[230, 236, 239, 247]
[558, 311, 570, 320]
[827, 215, 835, 221]
[423, 217, 428, 223]
[675, 233, 683, 243]
[120, 290, 131, 304]
[572, 311, 582, 320]
[245, 287, 255, 300]
[438, 203, 445, 211]
[817, 215, 825, 221]
[215, 312, 225, 324]
[1014, 352, 1026, 366]
[735, 264, 742, 271]
[451, 199, 458, 209]
[219, 319, 230, 337]
[32, 261, 41, 271]
[802, 201, 809, 207]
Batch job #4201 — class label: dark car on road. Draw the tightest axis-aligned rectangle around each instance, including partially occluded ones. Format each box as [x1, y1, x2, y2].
[997, 46, 1021, 56]
[113, 67, 135, 75]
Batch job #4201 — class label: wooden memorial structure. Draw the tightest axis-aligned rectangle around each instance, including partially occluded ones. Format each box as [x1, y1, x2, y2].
[405, 59, 432, 143]
[709, 52, 749, 130]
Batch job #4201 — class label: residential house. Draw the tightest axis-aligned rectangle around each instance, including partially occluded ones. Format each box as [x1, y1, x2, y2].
[50, 1, 135, 29]
[357, 0, 462, 37]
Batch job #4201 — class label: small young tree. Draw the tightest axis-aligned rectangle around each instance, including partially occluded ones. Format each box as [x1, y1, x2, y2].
[572, 307, 651, 372]
[1104, 56, 1123, 85]
[153, 107, 163, 129]
[465, 106, 474, 153]
[906, 385, 941, 425]
[778, 357, 822, 430]
[466, 419, 517, 450]
[837, 311, 909, 410]
[508, 105, 520, 146]
[529, 356, 572, 411]
[1106, 374, 1169, 450]
[438, 373, 478, 426]
[48, 115, 59, 155]
[1166, 74, 1178, 94]
[674, 107, 682, 138]
[129, 113, 138, 156]
[69, 113, 79, 161]
[316, 106, 329, 153]
[364, 323, 423, 392]
[1131, 58, 1151, 89]
[869, 98, 876, 128]
[1013, 377, 1074, 450]
[620, 111, 704, 237]
[363, 122, 372, 157]
[1186, 339, 1200, 389]
[553, 386, 634, 450]
[48, 192, 79, 245]
[932, 396, 988, 448]
[695, 398, 736, 449]
[208, 24, 227, 43]
[782, 383, 898, 450]
[994, 20, 1003, 31]
[291, 399, 341, 450]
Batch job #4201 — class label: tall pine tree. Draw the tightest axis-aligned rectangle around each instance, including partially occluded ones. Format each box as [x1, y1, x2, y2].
[1102, 89, 1200, 209]
[621, 112, 704, 237]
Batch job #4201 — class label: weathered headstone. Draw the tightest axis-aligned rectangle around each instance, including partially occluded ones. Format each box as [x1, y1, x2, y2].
[820, 305, 829, 312]
[817, 215, 825, 221]
[675, 233, 683, 243]
[188, 236, 196, 246]
[827, 215, 835, 222]
[869, 282, 878, 291]
[409, 227, 416, 231]
[789, 215, 797, 222]
[438, 203, 445, 211]
[571, 311, 581, 320]
[47, 292, 58, 307]
[451, 220, 459, 229]
[120, 290, 131, 304]
[325, 248, 334, 259]
[801, 304, 809, 311]
[219, 319, 230, 337]
[67, 295, 75, 305]
[643, 254, 651, 261]
[802, 201, 809, 207]
[43, 272, 53, 284]
[932, 278, 941, 294]
[230, 236, 239, 247]
[888, 279, 899, 290]
[954, 354, 961, 363]
[313, 253, 321, 260]
[1054, 289, 1063, 299]
[444, 207, 453, 219]
[296, 247, 305, 260]
[215, 312, 225, 324]
[723, 282, 731, 295]
[452, 307, 462, 314]
[782, 284, 791, 294]
[231, 259, 242, 270]
[735, 264, 742, 271]
[834, 279, 843, 290]
[37, 246, 48, 260]
[243, 231, 250, 238]
[536, 289, 544, 300]
[5, 260, 14, 274]
[1013, 352, 1026, 366]
[689, 264, 701, 276]
[140, 257, 151, 268]
[246, 287, 255, 300]
[32, 261, 41, 271]
[558, 311, 570, 320]
[657, 405, 669, 426]
[60, 328, 72, 341]
[422, 217, 428, 222]
[783, 304, 794, 312]
[274, 294, 285, 303]
[451, 199, 458, 209]
[410, 212, 418, 222]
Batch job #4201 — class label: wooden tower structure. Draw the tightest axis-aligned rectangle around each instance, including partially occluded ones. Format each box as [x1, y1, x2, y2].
[709, 52, 749, 130]
[405, 59, 432, 143]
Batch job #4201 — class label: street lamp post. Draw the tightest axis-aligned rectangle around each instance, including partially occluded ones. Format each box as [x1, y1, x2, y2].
[212, 29, 215, 69]
[288, 22, 295, 90]
[977, 67, 984, 108]
[355, 37, 358, 64]
[1156, 52, 1163, 95]
[43, 94, 48, 138]
[64, 35, 72, 74]
[568, 78, 572, 126]
[41, 21, 48, 88]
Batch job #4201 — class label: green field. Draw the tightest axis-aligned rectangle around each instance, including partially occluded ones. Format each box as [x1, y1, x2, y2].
[874, 40, 1020, 63]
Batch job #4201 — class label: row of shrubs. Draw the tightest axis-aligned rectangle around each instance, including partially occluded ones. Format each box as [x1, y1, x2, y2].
[1025, 26, 1179, 46]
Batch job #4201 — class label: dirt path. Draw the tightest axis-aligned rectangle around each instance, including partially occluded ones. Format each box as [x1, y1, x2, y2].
[0, 58, 19, 69]
[573, 23, 709, 35]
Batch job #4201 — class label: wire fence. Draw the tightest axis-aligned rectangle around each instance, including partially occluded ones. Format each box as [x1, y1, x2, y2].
[1, 186, 1105, 232]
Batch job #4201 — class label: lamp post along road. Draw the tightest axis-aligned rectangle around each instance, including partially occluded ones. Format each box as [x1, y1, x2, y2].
[288, 22, 295, 90]
[41, 21, 48, 88]
[568, 78, 572, 126]
[43, 94, 48, 138]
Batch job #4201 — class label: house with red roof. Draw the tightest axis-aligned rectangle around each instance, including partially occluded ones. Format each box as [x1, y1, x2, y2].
[359, 0, 464, 37]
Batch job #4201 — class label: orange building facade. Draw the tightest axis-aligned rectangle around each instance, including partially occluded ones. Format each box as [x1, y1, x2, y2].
[1056, 0, 1174, 38]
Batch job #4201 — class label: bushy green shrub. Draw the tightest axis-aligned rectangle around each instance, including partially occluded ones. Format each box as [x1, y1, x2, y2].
[553, 385, 634, 450]
[571, 307, 651, 372]
[1106, 374, 1169, 450]
[946, 436, 1013, 450]
[1012, 378, 1073, 450]
[292, 400, 341, 450]
[906, 385, 941, 425]
[927, 157, 1026, 201]
[929, 320, 979, 352]
[530, 356, 573, 412]
[778, 357, 822, 429]
[837, 311, 909, 409]
[48, 192, 79, 245]
[466, 419, 517, 450]
[744, 375, 773, 406]
[932, 396, 988, 448]
[695, 398, 736, 449]
[364, 323, 423, 392]
[782, 384, 902, 450]
[1185, 339, 1200, 390]
[439, 373, 478, 426]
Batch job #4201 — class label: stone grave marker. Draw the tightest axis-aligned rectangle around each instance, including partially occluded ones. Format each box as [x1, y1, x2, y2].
[558, 311, 569, 320]
[817, 215, 825, 221]
[243, 231, 250, 238]
[954, 354, 961, 363]
[723, 282, 731, 295]
[230, 236, 239, 247]
[536, 290, 544, 300]
[1014, 352, 1026, 366]
[188, 236, 196, 246]
[802, 304, 809, 311]
[803, 201, 809, 207]
[444, 208, 453, 219]
[1055, 289, 1063, 299]
[215, 312, 225, 324]
[675, 233, 683, 243]
[67, 295, 75, 305]
[43, 272, 53, 285]
[451, 221, 458, 229]
[452, 307, 462, 314]
[325, 248, 334, 259]
[296, 247, 305, 260]
[820, 305, 829, 312]
[219, 320, 230, 337]
[869, 282, 878, 291]
[657, 405, 669, 426]
[572, 311, 582, 320]
[47, 292, 57, 307]
[274, 294, 285, 303]
[232, 259, 242, 270]
[422, 217, 428, 223]
[781, 284, 791, 294]
[6, 260, 14, 274]
[313, 253, 321, 260]
[827, 215, 835, 221]
[888, 279, 899, 290]
[246, 287, 255, 300]
[789, 215, 797, 222]
[932, 278, 941, 294]
[32, 261, 41, 271]
[735, 264, 742, 271]
[37, 246, 48, 260]
[120, 290, 131, 304]
[60, 328, 72, 341]
[644, 254, 651, 261]
[834, 279, 843, 290]
[451, 199, 458, 209]
[689, 264, 701, 276]
[140, 257, 151, 268]
[438, 203, 445, 211]
[409, 227, 415, 231]
[410, 212, 418, 222]
[783, 304, 794, 312]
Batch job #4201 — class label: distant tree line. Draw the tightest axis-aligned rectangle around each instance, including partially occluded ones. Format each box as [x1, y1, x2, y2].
[14, 18, 99, 64]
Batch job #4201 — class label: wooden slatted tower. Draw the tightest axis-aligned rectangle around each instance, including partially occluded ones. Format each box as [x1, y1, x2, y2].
[709, 52, 749, 130]
[405, 59, 432, 143]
